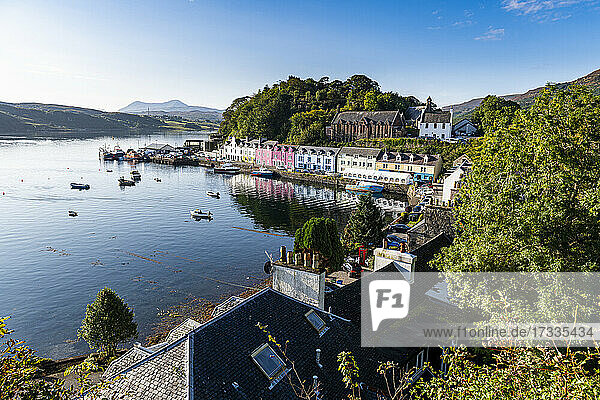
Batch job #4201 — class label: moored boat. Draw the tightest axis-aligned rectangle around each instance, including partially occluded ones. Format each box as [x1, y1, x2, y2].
[206, 191, 220, 198]
[131, 170, 141, 180]
[118, 176, 136, 186]
[345, 181, 384, 193]
[70, 183, 90, 190]
[251, 168, 274, 177]
[190, 209, 212, 219]
[213, 163, 240, 174]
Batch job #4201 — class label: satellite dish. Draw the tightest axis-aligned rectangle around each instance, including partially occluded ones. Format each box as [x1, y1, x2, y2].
[263, 260, 272, 275]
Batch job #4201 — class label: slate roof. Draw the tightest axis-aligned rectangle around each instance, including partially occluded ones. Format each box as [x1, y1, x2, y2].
[145, 143, 175, 151]
[166, 318, 202, 343]
[97, 289, 415, 400]
[378, 152, 440, 166]
[404, 106, 424, 121]
[410, 233, 452, 272]
[99, 339, 188, 400]
[332, 111, 401, 125]
[191, 288, 408, 400]
[296, 145, 341, 155]
[211, 296, 245, 317]
[338, 146, 383, 157]
[421, 111, 452, 124]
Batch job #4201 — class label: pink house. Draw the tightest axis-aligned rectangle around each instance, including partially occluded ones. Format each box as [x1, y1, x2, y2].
[255, 141, 296, 169]
[255, 140, 277, 166]
[272, 144, 296, 170]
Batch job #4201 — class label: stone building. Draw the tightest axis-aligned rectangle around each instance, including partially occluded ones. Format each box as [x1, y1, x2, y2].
[325, 110, 405, 142]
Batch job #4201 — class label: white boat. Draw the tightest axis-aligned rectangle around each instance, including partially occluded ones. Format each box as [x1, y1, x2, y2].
[190, 209, 212, 219]
[206, 191, 220, 198]
[213, 163, 240, 174]
[345, 181, 385, 193]
[251, 168, 274, 177]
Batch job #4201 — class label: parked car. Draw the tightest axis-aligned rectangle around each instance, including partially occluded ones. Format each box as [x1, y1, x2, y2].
[277, 165, 286, 171]
[413, 205, 423, 213]
[388, 224, 410, 233]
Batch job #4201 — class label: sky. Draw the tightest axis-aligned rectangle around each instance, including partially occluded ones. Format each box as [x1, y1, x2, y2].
[0, 0, 599, 111]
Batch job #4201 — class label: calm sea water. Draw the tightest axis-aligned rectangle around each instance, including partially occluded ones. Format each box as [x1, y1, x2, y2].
[0, 132, 407, 358]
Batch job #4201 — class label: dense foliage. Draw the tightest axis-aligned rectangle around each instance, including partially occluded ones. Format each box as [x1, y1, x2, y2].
[294, 217, 344, 271]
[0, 317, 68, 400]
[219, 75, 421, 144]
[434, 86, 600, 273]
[79, 288, 138, 356]
[414, 347, 600, 399]
[470, 95, 521, 134]
[342, 194, 385, 251]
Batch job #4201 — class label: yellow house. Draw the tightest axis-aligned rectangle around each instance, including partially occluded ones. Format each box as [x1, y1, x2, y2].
[376, 151, 442, 182]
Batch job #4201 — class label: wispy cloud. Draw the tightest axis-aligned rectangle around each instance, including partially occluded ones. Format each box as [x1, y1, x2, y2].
[474, 26, 505, 40]
[502, 0, 597, 21]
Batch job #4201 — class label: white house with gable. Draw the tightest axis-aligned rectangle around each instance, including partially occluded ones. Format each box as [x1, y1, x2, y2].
[418, 97, 453, 140]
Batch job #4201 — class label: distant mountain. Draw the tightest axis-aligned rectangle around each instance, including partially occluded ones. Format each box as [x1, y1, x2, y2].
[0, 101, 211, 135]
[448, 68, 600, 120]
[119, 100, 223, 122]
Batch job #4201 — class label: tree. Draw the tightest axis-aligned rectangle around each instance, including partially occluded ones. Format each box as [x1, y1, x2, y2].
[218, 74, 421, 143]
[294, 217, 344, 272]
[470, 95, 520, 135]
[342, 194, 385, 251]
[0, 316, 68, 400]
[414, 346, 600, 399]
[78, 288, 138, 357]
[434, 86, 600, 274]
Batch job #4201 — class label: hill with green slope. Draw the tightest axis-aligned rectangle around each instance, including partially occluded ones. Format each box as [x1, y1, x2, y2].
[0, 101, 214, 134]
[449, 67, 600, 120]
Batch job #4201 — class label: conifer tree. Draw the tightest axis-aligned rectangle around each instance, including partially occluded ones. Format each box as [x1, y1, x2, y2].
[78, 288, 137, 357]
[342, 194, 385, 251]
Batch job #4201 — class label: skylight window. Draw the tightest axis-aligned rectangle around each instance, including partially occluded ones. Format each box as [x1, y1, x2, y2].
[251, 343, 285, 381]
[305, 310, 328, 336]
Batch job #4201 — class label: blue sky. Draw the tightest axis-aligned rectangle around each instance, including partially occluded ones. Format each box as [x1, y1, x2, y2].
[0, 0, 599, 111]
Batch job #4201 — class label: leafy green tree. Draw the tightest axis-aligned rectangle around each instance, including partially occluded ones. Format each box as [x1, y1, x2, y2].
[414, 347, 600, 399]
[78, 288, 138, 357]
[0, 316, 68, 400]
[342, 194, 385, 251]
[219, 74, 420, 143]
[434, 86, 600, 274]
[294, 217, 344, 271]
[470, 95, 520, 135]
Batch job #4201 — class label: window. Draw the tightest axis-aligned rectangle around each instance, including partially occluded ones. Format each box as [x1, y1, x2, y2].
[305, 310, 328, 335]
[434, 123, 437, 129]
[251, 343, 286, 380]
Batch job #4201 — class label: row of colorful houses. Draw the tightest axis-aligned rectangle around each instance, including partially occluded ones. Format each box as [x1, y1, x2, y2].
[221, 137, 443, 183]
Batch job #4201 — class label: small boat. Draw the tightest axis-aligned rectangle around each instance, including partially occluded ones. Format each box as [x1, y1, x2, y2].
[68, 210, 78, 217]
[213, 163, 240, 174]
[154, 178, 162, 182]
[131, 170, 141, 180]
[251, 168, 274, 177]
[190, 209, 212, 219]
[118, 176, 136, 186]
[345, 181, 384, 193]
[70, 183, 90, 190]
[207, 191, 220, 198]
[106, 170, 113, 172]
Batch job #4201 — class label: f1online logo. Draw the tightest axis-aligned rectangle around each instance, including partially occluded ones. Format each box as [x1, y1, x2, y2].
[369, 280, 410, 331]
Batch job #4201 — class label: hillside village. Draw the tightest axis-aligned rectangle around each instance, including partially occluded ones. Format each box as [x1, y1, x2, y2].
[79, 98, 479, 399]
